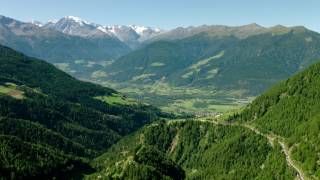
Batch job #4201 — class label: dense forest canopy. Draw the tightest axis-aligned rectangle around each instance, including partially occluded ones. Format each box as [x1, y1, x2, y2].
[0, 45, 167, 178]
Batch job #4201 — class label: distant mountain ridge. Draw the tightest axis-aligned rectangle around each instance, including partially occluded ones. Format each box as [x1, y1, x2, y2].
[0, 15, 131, 63]
[145, 23, 267, 43]
[0, 15, 165, 63]
[2, 14, 320, 97]
[40, 16, 164, 48]
[105, 25, 320, 95]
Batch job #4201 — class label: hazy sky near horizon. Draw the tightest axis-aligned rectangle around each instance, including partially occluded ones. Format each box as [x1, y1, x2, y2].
[1, 0, 319, 31]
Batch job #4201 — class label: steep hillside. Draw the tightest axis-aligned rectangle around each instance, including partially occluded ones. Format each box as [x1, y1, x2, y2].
[106, 26, 320, 96]
[88, 60, 320, 180]
[107, 33, 239, 84]
[0, 45, 165, 179]
[88, 121, 295, 179]
[238, 62, 320, 178]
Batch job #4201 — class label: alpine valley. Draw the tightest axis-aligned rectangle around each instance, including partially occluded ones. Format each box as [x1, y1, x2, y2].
[0, 13, 320, 180]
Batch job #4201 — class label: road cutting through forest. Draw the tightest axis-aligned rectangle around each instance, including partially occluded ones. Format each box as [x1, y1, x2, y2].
[167, 118, 306, 180]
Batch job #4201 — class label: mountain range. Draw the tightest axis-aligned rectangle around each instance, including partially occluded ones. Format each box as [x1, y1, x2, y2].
[0, 15, 130, 63]
[106, 25, 320, 95]
[2, 15, 320, 97]
[1, 14, 320, 179]
[41, 16, 164, 48]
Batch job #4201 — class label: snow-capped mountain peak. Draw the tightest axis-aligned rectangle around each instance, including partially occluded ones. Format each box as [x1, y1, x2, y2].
[42, 16, 166, 48]
[64, 16, 91, 26]
[130, 25, 149, 35]
[43, 16, 102, 37]
[97, 25, 109, 34]
[129, 25, 164, 35]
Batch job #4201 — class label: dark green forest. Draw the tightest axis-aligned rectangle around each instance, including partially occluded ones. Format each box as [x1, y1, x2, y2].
[90, 121, 295, 179]
[0, 45, 167, 179]
[238, 62, 320, 178]
[88, 59, 320, 180]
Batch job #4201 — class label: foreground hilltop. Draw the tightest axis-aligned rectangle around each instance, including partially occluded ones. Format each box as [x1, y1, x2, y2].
[0, 45, 166, 178]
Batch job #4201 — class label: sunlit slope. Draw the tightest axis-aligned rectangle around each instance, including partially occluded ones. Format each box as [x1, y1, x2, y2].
[239, 62, 320, 178]
[89, 121, 295, 179]
[0, 45, 164, 178]
[107, 26, 320, 96]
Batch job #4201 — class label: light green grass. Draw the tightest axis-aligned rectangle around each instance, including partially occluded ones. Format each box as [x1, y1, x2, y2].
[98, 81, 253, 116]
[150, 62, 165, 67]
[181, 51, 224, 79]
[74, 59, 86, 64]
[161, 98, 245, 115]
[132, 74, 156, 81]
[205, 68, 219, 79]
[0, 83, 24, 99]
[94, 93, 136, 105]
[91, 70, 108, 79]
[189, 51, 224, 70]
[181, 71, 194, 79]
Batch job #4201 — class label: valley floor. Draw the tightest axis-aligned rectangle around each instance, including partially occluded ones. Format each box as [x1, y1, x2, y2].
[98, 81, 253, 116]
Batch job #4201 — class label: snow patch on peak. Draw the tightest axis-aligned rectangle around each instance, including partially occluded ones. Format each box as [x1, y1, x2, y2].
[130, 25, 148, 35]
[65, 16, 82, 22]
[154, 28, 162, 33]
[129, 25, 164, 36]
[97, 26, 109, 34]
[31, 20, 43, 27]
[64, 16, 91, 26]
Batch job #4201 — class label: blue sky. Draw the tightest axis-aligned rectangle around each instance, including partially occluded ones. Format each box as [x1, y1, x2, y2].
[1, 0, 319, 31]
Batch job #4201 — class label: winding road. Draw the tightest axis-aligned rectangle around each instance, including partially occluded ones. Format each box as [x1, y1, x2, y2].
[167, 118, 307, 180]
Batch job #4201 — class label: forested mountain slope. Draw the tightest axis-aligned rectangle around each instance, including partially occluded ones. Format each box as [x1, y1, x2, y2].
[0, 45, 165, 179]
[238, 62, 320, 178]
[107, 26, 320, 95]
[88, 121, 295, 180]
[89, 61, 320, 180]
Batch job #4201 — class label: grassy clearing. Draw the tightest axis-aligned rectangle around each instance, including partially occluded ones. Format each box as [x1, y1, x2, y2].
[181, 51, 224, 79]
[189, 51, 224, 70]
[150, 62, 165, 67]
[0, 83, 24, 99]
[91, 70, 108, 79]
[205, 68, 219, 79]
[132, 74, 156, 81]
[94, 93, 136, 105]
[181, 71, 195, 79]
